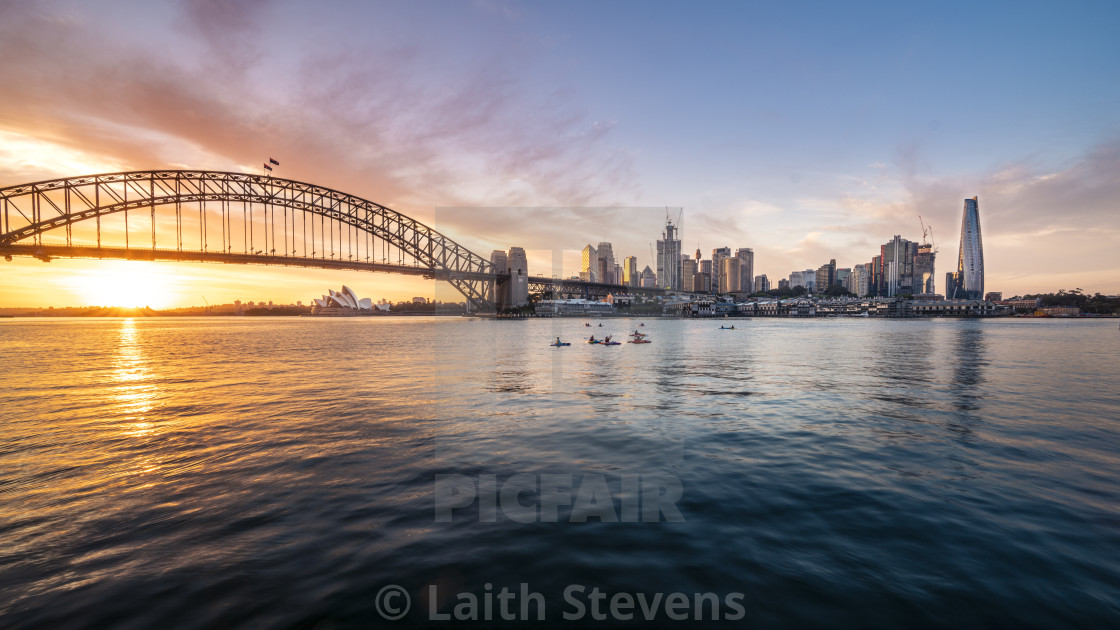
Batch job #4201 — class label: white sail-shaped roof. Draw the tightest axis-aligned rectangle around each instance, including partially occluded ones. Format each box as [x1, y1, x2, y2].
[314, 286, 375, 311]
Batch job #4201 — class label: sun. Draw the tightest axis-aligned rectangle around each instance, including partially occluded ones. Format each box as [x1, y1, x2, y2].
[72, 261, 181, 309]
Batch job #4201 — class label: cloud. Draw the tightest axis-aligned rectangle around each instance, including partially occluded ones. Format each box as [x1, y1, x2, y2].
[0, 0, 636, 222]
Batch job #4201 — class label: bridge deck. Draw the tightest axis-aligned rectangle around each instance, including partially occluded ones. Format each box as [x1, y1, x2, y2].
[0, 243, 500, 282]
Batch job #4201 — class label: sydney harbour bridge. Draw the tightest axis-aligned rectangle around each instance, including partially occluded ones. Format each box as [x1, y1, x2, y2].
[0, 170, 674, 310]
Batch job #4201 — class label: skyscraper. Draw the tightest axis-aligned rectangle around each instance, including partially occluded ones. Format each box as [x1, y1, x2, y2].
[915, 243, 936, 294]
[949, 196, 984, 299]
[656, 214, 683, 290]
[736, 248, 754, 295]
[623, 256, 638, 287]
[881, 236, 918, 297]
[597, 242, 616, 284]
[815, 259, 836, 292]
[720, 257, 741, 293]
[801, 269, 817, 292]
[681, 258, 698, 292]
[711, 247, 731, 293]
[580, 244, 598, 282]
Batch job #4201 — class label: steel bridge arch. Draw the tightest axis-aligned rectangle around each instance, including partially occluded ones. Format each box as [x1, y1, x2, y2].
[0, 170, 500, 308]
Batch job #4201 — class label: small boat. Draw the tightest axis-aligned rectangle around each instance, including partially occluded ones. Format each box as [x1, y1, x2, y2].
[719, 326, 735, 330]
[550, 342, 571, 347]
[584, 323, 592, 327]
[628, 339, 652, 344]
[587, 339, 602, 344]
[601, 341, 621, 346]
[639, 323, 645, 327]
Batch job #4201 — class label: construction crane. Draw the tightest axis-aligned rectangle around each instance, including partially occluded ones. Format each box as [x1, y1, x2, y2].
[918, 216, 938, 252]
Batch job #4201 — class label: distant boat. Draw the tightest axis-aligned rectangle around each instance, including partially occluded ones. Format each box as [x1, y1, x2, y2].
[550, 342, 571, 347]
[719, 325, 735, 330]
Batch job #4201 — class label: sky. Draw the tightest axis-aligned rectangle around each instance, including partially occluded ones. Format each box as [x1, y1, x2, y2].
[1, 0, 1118, 307]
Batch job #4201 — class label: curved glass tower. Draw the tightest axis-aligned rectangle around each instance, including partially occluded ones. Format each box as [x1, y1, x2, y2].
[953, 196, 984, 299]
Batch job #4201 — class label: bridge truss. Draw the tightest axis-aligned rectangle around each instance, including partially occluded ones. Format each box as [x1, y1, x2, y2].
[0, 170, 500, 308]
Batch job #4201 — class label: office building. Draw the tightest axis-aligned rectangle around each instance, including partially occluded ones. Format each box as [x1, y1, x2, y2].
[656, 215, 683, 290]
[580, 244, 598, 282]
[736, 248, 754, 296]
[681, 258, 698, 292]
[699, 259, 712, 292]
[802, 268, 817, 292]
[597, 242, 616, 285]
[720, 257, 741, 293]
[881, 236, 918, 297]
[623, 256, 638, 287]
[948, 196, 984, 299]
[815, 259, 836, 292]
[712, 247, 731, 294]
[850, 264, 869, 297]
[753, 274, 770, 293]
[915, 243, 936, 294]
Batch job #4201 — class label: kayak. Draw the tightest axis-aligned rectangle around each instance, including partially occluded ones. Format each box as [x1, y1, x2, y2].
[587, 340, 602, 344]
[719, 326, 735, 330]
[628, 339, 651, 344]
[550, 342, 571, 347]
[601, 341, 621, 346]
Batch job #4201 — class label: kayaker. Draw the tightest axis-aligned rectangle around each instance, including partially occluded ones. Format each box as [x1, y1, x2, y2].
[556, 337, 562, 345]
[605, 335, 612, 343]
[589, 335, 596, 342]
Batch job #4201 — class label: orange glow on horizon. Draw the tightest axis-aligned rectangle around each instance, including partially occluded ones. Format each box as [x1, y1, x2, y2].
[67, 261, 182, 309]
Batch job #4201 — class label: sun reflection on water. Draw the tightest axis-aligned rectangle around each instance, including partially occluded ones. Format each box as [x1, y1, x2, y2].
[111, 319, 159, 438]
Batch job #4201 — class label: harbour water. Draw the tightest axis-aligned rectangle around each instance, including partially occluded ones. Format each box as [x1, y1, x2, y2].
[1, 317, 1118, 628]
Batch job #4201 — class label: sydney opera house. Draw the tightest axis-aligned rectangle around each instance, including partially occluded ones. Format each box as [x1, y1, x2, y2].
[311, 286, 386, 315]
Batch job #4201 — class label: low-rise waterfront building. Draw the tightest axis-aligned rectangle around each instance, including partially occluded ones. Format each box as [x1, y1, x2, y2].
[534, 299, 614, 316]
[1040, 306, 1080, 317]
[909, 299, 999, 317]
[1000, 297, 1042, 311]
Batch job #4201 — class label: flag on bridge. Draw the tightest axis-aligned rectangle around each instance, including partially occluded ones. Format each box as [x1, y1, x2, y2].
[269, 158, 280, 166]
[263, 163, 273, 171]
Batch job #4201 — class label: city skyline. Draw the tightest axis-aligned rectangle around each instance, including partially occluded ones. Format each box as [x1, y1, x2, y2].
[2, 1, 1119, 308]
